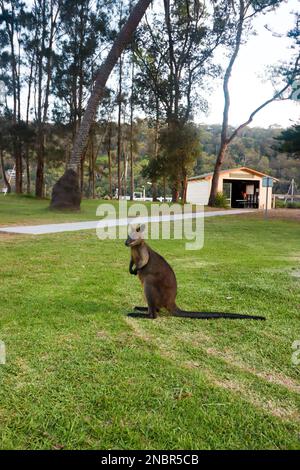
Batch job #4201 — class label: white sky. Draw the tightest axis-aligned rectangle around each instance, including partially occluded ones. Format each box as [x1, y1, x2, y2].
[197, 0, 300, 128]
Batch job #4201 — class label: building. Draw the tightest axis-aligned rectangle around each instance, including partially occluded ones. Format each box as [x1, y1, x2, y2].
[186, 166, 278, 209]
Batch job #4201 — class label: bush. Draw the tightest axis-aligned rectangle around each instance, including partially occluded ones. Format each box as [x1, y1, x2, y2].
[286, 201, 300, 209]
[214, 192, 228, 208]
[275, 199, 286, 208]
[275, 199, 300, 209]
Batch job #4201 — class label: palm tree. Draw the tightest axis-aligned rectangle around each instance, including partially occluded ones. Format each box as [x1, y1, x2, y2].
[50, 0, 152, 209]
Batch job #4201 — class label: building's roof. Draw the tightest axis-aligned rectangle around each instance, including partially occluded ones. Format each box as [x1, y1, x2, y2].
[188, 166, 279, 182]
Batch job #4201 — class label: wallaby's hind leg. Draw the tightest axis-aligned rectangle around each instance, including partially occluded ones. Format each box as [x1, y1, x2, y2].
[127, 311, 153, 318]
[134, 306, 159, 313]
[144, 282, 159, 319]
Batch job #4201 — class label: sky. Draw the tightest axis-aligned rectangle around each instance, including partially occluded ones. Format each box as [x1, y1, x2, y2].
[197, 0, 300, 128]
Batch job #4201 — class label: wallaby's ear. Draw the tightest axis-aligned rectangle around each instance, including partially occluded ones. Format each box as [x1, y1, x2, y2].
[140, 224, 146, 233]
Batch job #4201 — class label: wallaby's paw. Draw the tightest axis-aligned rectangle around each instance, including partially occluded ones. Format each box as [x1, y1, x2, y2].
[133, 306, 148, 312]
[127, 312, 152, 319]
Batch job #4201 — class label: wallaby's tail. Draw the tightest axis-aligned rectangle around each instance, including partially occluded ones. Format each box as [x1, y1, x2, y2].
[173, 308, 265, 321]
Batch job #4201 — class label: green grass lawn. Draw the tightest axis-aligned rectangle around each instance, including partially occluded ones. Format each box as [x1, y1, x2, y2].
[0, 194, 223, 226]
[0, 194, 137, 225]
[0, 197, 300, 449]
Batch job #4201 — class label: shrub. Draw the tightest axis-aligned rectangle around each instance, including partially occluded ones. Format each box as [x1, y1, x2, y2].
[214, 192, 228, 208]
[286, 201, 300, 209]
[275, 199, 286, 208]
[275, 199, 300, 209]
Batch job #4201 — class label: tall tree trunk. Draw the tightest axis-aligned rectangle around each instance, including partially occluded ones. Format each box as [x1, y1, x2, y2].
[25, 147, 31, 194]
[152, 96, 159, 202]
[15, 146, 22, 194]
[107, 122, 112, 198]
[35, 0, 46, 197]
[0, 149, 11, 193]
[35, 0, 58, 198]
[152, 181, 158, 201]
[91, 135, 95, 199]
[35, 139, 44, 197]
[117, 55, 123, 199]
[172, 181, 180, 203]
[25, 41, 35, 195]
[130, 53, 134, 201]
[50, 0, 152, 209]
[209, 144, 228, 205]
[208, 0, 244, 206]
[2, 1, 22, 193]
[181, 173, 188, 204]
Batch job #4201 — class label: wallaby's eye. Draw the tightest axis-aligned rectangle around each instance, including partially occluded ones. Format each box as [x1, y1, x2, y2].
[136, 226, 140, 232]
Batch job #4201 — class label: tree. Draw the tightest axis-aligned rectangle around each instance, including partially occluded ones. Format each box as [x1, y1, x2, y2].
[134, 0, 228, 200]
[158, 121, 201, 202]
[208, 1, 300, 206]
[275, 125, 300, 158]
[30, 0, 61, 197]
[52, 0, 109, 196]
[0, 0, 27, 193]
[0, 116, 11, 192]
[50, 0, 152, 210]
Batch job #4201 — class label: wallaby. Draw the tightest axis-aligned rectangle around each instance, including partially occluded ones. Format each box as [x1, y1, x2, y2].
[125, 224, 265, 320]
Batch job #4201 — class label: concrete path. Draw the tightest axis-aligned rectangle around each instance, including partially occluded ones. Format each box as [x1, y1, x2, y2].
[0, 209, 254, 235]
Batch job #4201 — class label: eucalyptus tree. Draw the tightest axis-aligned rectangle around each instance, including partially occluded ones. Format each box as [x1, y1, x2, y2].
[0, 0, 28, 192]
[50, 0, 153, 210]
[134, 0, 229, 200]
[52, 0, 110, 193]
[275, 125, 300, 159]
[27, 0, 61, 197]
[208, 1, 299, 206]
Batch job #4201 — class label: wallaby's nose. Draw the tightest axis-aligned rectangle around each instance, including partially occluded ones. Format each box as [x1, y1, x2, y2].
[125, 238, 131, 246]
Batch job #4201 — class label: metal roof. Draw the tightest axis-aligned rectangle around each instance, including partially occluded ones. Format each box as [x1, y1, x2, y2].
[188, 166, 279, 182]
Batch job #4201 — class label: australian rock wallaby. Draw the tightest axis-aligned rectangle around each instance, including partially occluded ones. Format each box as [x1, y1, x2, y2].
[125, 224, 265, 321]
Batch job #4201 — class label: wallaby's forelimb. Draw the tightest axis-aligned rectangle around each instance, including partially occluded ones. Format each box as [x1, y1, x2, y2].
[129, 259, 138, 275]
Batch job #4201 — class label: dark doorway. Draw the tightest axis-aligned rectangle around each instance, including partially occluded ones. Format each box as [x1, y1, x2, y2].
[223, 179, 259, 208]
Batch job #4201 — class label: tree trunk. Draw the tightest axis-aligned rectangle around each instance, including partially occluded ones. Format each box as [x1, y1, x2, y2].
[130, 53, 134, 201]
[117, 53, 123, 199]
[35, 140, 44, 198]
[25, 146, 31, 194]
[91, 135, 95, 199]
[172, 181, 180, 203]
[50, 0, 152, 210]
[152, 181, 158, 201]
[181, 174, 188, 204]
[107, 122, 112, 198]
[35, 0, 46, 198]
[15, 144, 22, 194]
[208, 144, 228, 206]
[208, 1, 244, 206]
[0, 149, 11, 193]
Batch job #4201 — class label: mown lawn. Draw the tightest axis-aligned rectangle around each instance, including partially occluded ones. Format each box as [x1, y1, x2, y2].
[0, 194, 139, 225]
[0, 194, 223, 226]
[0, 197, 299, 449]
